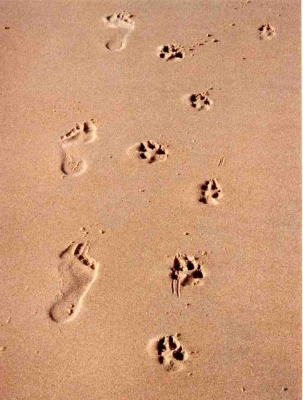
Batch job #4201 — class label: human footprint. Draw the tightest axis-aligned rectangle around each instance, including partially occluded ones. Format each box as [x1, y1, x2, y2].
[50, 242, 99, 323]
[60, 120, 97, 178]
[60, 150, 87, 177]
[103, 11, 135, 52]
[60, 120, 97, 147]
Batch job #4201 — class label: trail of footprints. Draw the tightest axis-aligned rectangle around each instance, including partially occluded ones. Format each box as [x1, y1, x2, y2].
[50, 13, 276, 374]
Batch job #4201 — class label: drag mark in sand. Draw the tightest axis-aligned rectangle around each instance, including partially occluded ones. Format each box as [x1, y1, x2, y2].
[217, 156, 225, 168]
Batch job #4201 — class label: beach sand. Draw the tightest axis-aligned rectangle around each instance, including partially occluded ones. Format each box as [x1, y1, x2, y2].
[0, 1, 301, 399]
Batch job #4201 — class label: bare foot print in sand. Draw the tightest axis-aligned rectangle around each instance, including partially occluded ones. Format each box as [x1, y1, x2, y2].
[61, 120, 97, 147]
[127, 140, 168, 163]
[182, 92, 213, 111]
[103, 11, 135, 52]
[50, 242, 99, 323]
[60, 151, 88, 177]
[60, 120, 97, 178]
[148, 334, 189, 372]
[199, 178, 223, 205]
[157, 44, 185, 61]
[170, 253, 205, 298]
[259, 23, 276, 40]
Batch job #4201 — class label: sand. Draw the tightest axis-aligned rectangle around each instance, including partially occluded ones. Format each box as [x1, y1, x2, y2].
[0, 0, 301, 399]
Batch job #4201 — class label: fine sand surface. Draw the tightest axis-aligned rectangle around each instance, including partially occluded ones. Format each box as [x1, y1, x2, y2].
[0, 1, 301, 399]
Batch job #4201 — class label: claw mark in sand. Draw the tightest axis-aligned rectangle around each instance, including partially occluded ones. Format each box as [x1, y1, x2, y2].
[49, 242, 99, 323]
[170, 253, 205, 298]
[217, 156, 225, 168]
[103, 11, 135, 52]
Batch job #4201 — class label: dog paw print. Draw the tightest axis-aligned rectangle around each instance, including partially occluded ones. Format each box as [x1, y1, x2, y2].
[199, 178, 223, 205]
[170, 253, 205, 298]
[259, 23, 276, 40]
[183, 92, 213, 111]
[128, 140, 168, 163]
[157, 44, 185, 61]
[157, 334, 188, 372]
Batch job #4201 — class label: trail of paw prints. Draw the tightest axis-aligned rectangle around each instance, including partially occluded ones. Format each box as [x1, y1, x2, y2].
[127, 140, 168, 163]
[259, 23, 276, 40]
[157, 44, 185, 61]
[199, 178, 223, 205]
[182, 91, 213, 111]
[157, 34, 220, 61]
[149, 334, 189, 372]
[170, 253, 205, 298]
[103, 11, 135, 52]
[60, 120, 97, 178]
[49, 242, 99, 323]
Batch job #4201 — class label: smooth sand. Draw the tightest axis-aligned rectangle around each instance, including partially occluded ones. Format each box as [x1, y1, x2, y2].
[0, 1, 301, 399]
